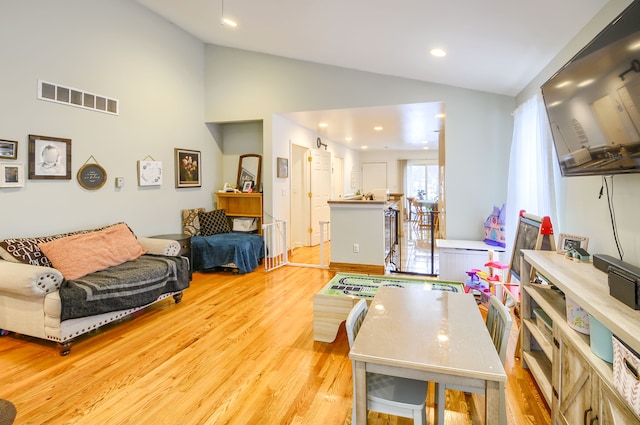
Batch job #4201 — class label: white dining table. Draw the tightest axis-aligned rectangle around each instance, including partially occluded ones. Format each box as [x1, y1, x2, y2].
[349, 287, 506, 425]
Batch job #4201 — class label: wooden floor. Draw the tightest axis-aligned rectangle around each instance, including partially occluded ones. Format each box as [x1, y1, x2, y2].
[0, 258, 551, 424]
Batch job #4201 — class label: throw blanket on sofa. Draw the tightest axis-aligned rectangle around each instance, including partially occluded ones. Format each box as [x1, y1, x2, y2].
[191, 233, 264, 274]
[59, 255, 190, 321]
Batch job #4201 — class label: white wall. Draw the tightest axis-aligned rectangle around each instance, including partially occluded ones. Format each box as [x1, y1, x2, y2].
[271, 114, 361, 229]
[204, 45, 515, 241]
[219, 121, 263, 197]
[359, 150, 439, 195]
[0, 0, 218, 239]
[517, 0, 640, 265]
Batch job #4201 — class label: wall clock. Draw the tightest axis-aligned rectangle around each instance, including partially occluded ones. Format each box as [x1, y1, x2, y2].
[77, 163, 107, 190]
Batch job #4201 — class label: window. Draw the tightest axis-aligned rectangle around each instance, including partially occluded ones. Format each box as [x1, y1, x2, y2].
[407, 162, 438, 200]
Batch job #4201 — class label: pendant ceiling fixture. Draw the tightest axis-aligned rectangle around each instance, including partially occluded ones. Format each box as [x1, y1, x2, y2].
[221, 0, 237, 27]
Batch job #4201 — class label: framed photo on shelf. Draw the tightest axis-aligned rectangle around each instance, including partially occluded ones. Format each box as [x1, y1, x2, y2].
[0, 140, 18, 160]
[0, 163, 24, 188]
[175, 148, 201, 188]
[28, 135, 71, 180]
[242, 180, 254, 193]
[277, 157, 288, 178]
[557, 233, 589, 254]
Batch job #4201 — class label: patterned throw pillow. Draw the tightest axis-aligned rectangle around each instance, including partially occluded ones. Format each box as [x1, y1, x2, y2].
[0, 222, 129, 267]
[182, 208, 206, 236]
[198, 210, 231, 236]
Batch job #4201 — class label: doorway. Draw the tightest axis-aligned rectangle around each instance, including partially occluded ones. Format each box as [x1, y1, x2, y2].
[290, 144, 332, 265]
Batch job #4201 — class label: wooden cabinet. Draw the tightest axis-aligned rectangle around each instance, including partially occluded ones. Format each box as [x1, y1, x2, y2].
[554, 326, 637, 425]
[520, 250, 640, 424]
[554, 326, 595, 425]
[215, 192, 263, 234]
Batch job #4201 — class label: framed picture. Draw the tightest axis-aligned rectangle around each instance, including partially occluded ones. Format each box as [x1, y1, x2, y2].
[0, 163, 24, 188]
[28, 135, 71, 180]
[77, 163, 107, 190]
[175, 148, 201, 188]
[0, 140, 17, 160]
[277, 157, 288, 178]
[242, 180, 254, 192]
[557, 233, 589, 254]
[138, 160, 163, 186]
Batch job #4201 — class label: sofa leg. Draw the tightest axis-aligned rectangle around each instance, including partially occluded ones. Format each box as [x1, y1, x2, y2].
[58, 340, 73, 356]
[173, 292, 183, 304]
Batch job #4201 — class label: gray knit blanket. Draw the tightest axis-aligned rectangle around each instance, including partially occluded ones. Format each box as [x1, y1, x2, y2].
[59, 255, 190, 321]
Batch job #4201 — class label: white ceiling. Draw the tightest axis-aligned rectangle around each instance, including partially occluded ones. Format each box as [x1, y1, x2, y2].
[136, 0, 610, 151]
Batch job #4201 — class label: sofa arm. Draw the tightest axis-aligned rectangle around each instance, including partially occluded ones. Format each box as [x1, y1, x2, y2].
[138, 237, 181, 256]
[0, 260, 64, 297]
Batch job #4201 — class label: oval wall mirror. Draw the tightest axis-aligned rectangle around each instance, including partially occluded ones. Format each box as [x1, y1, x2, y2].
[237, 154, 261, 191]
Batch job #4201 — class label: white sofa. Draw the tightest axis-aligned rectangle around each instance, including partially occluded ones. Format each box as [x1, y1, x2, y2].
[0, 232, 186, 356]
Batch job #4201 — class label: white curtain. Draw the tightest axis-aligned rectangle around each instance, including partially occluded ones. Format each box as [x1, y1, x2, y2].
[504, 92, 561, 265]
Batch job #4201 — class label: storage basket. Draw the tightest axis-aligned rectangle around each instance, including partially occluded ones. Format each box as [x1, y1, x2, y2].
[565, 296, 590, 335]
[612, 335, 640, 416]
[232, 217, 258, 232]
[589, 314, 613, 363]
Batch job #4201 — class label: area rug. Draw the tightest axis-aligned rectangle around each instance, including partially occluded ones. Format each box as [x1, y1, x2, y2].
[320, 273, 464, 298]
[0, 399, 16, 425]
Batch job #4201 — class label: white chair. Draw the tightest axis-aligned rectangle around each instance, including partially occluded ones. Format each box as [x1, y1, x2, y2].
[435, 295, 512, 425]
[346, 299, 429, 425]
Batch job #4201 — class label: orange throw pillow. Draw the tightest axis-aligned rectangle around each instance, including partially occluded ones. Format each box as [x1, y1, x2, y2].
[38, 223, 147, 280]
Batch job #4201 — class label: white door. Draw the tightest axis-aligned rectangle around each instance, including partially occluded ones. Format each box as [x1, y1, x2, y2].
[333, 157, 344, 199]
[362, 162, 387, 194]
[290, 144, 309, 250]
[310, 149, 331, 246]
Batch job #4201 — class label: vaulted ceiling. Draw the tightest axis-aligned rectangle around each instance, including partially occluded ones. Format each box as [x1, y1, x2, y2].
[137, 0, 610, 150]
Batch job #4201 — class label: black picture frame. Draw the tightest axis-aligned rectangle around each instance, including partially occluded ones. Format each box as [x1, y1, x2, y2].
[28, 135, 72, 180]
[175, 148, 201, 188]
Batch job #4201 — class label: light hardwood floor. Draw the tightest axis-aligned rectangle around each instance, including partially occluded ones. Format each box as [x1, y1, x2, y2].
[0, 259, 550, 424]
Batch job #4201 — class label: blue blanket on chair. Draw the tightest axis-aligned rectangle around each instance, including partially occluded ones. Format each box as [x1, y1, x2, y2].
[191, 233, 264, 274]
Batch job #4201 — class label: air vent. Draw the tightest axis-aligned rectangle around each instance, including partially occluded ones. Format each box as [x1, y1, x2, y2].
[38, 80, 118, 115]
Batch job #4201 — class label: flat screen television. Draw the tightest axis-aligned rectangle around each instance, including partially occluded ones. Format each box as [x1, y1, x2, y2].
[541, 0, 640, 176]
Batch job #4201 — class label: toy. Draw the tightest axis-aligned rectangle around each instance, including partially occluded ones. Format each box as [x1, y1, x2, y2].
[465, 269, 491, 297]
[566, 247, 591, 262]
[483, 204, 506, 248]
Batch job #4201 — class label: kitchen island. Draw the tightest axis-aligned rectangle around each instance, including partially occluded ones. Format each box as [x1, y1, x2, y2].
[328, 197, 399, 274]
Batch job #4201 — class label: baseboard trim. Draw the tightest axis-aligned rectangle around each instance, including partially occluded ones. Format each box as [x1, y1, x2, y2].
[328, 262, 385, 275]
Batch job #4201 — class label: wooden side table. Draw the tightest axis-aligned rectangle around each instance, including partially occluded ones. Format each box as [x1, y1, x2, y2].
[150, 233, 192, 275]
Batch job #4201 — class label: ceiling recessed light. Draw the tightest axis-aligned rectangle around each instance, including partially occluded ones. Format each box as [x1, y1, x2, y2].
[373, 126, 383, 131]
[577, 79, 595, 88]
[430, 48, 446, 57]
[361, 146, 368, 149]
[318, 122, 328, 127]
[345, 137, 352, 141]
[222, 17, 237, 27]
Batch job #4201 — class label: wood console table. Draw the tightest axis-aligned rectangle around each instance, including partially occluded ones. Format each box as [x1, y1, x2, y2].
[520, 250, 640, 423]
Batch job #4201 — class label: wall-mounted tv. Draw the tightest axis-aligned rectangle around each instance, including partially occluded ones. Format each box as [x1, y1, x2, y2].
[541, 0, 640, 176]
